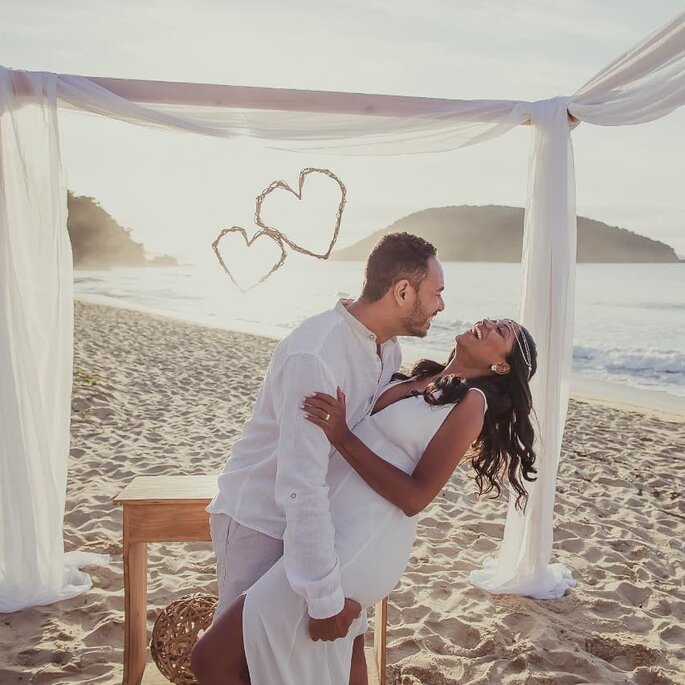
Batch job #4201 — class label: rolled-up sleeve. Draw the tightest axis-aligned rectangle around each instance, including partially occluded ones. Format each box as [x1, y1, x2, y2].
[273, 352, 344, 619]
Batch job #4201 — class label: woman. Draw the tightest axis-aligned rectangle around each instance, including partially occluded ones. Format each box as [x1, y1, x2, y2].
[193, 318, 537, 685]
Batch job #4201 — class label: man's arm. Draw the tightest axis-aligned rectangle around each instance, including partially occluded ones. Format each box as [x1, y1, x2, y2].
[273, 352, 350, 624]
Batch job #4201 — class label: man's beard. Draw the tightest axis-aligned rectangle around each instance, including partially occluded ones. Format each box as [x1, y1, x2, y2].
[402, 300, 433, 338]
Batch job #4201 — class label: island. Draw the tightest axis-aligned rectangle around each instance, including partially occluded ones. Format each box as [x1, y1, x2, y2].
[332, 205, 681, 263]
[67, 192, 179, 269]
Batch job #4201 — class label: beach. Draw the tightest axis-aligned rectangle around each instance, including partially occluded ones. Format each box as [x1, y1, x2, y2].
[1, 299, 683, 685]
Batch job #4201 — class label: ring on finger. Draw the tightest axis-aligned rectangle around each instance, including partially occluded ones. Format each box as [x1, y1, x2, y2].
[323, 412, 330, 421]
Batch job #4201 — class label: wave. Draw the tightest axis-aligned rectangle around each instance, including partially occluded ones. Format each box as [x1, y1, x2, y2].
[595, 301, 685, 312]
[636, 302, 685, 311]
[72, 264, 685, 398]
[104, 288, 130, 299]
[573, 345, 685, 387]
[74, 276, 105, 284]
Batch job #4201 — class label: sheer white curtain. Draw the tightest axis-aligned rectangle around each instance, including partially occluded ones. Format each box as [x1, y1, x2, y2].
[570, 10, 685, 125]
[0, 70, 107, 612]
[0, 10, 683, 611]
[55, 74, 531, 152]
[471, 10, 685, 599]
[471, 96, 579, 597]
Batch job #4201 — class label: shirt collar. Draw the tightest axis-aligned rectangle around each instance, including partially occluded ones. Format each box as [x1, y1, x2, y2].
[334, 299, 397, 345]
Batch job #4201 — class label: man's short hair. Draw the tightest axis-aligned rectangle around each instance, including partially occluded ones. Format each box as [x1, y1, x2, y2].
[361, 232, 438, 302]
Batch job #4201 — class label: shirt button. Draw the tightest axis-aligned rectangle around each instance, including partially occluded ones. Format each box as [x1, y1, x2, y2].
[290, 493, 297, 499]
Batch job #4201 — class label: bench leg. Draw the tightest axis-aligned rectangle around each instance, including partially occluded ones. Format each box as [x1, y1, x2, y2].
[373, 597, 388, 685]
[123, 540, 148, 685]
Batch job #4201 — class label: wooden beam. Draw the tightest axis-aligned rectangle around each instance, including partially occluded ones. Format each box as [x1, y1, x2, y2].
[10, 69, 578, 125]
[86, 76, 470, 117]
[374, 598, 388, 684]
[85, 76, 577, 125]
[84, 76, 578, 125]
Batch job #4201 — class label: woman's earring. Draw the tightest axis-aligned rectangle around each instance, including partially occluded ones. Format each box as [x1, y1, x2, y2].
[490, 364, 498, 372]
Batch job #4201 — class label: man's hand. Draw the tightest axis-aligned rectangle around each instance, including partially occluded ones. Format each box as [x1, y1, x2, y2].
[308, 598, 362, 641]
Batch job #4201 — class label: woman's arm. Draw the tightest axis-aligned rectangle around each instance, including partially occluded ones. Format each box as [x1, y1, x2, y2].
[302, 389, 485, 516]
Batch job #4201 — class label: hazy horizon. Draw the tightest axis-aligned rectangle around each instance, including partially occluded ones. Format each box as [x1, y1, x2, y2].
[67, 192, 685, 266]
[2, 0, 683, 265]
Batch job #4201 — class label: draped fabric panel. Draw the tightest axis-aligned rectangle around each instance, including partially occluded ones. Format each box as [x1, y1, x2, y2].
[0, 9, 683, 611]
[0, 70, 107, 612]
[54, 71, 532, 153]
[470, 97, 578, 598]
[570, 11, 685, 126]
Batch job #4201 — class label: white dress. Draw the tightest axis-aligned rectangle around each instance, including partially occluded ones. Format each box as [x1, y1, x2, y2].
[242, 384, 487, 685]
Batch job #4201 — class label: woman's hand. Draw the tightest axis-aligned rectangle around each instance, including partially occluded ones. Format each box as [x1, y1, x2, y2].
[302, 388, 351, 447]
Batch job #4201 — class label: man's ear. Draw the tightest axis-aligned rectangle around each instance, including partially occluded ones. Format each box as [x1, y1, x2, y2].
[393, 279, 412, 305]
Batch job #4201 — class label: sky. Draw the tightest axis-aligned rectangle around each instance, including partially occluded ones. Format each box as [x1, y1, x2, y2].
[2, 0, 684, 262]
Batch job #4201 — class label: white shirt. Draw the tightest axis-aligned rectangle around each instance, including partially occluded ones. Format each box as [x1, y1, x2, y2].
[207, 300, 402, 619]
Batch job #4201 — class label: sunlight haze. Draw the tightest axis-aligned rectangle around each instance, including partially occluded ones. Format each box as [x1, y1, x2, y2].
[2, 0, 683, 262]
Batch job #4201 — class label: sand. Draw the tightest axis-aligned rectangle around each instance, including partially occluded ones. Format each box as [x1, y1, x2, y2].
[1, 299, 683, 685]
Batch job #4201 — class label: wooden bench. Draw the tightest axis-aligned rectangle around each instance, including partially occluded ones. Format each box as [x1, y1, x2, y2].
[115, 475, 387, 685]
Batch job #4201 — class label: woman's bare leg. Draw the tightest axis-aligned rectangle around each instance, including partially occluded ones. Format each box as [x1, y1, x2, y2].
[349, 634, 368, 685]
[191, 595, 249, 685]
[192, 592, 366, 685]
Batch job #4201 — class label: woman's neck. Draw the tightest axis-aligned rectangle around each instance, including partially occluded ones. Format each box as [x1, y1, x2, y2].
[440, 360, 484, 381]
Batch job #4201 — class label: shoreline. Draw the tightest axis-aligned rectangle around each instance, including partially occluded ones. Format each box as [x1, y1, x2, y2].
[1, 299, 682, 684]
[75, 294, 685, 423]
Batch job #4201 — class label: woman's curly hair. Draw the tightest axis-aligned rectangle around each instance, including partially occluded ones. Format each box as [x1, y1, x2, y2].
[393, 324, 538, 511]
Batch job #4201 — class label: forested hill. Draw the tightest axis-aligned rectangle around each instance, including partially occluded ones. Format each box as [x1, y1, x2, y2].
[332, 205, 680, 263]
[67, 192, 178, 269]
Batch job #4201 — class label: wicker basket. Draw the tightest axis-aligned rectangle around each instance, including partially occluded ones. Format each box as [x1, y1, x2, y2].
[150, 593, 218, 685]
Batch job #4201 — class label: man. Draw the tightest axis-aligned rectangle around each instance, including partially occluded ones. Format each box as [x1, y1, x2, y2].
[196, 232, 444, 684]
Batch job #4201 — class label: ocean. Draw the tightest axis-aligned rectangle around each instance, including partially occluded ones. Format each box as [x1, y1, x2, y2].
[74, 259, 685, 408]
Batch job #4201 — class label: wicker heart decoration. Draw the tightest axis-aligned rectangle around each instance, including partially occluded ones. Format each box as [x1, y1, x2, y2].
[255, 167, 347, 260]
[213, 168, 346, 291]
[212, 227, 287, 293]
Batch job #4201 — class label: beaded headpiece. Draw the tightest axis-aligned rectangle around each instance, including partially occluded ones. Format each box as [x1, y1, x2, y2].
[504, 319, 533, 380]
